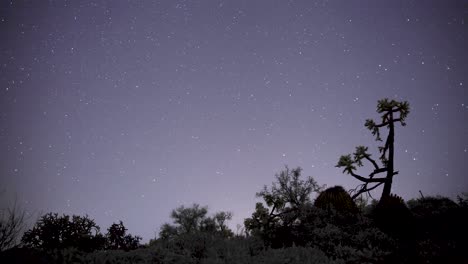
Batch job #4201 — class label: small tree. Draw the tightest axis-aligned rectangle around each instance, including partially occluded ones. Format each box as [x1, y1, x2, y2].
[170, 204, 208, 234]
[200, 211, 234, 237]
[0, 200, 26, 251]
[336, 98, 410, 200]
[159, 204, 233, 239]
[244, 166, 323, 247]
[106, 221, 141, 251]
[21, 213, 105, 252]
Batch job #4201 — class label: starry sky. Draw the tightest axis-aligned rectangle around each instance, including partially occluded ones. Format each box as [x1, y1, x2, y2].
[1, 0, 467, 242]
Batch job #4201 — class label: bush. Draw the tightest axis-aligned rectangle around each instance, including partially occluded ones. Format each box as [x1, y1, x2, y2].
[408, 196, 468, 263]
[84, 248, 151, 264]
[372, 194, 413, 238]
[21, 213, 105, 252]
[251, 246, 339, 264]
[106, 221, 141, 251]
[296, 206, 396, 263]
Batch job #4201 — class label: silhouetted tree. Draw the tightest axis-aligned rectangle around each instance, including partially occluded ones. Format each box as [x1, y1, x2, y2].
[154, 204, 235, 263]
[200, 211, 234, 237]
[158, 223, 178, 240]
[159, 204, 233, 239]
[336, 98, 410, 200]
[106, 221, 141, 251]
[171, 204, 208, 234]
[244, 166, 323, 247]
[21, 213, 105, 252]
[0, 199, 26, 251]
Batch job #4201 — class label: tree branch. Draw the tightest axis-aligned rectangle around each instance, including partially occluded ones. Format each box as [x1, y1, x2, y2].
[375, 118, 402, 128]
[270, 207, 298, 219]
[369, 167, 387, 178]
[268, 204, 277, 219]
[380, 133, 391, 160]
[349, 170, 386, 183]
[391, 107, 403, 113]
[351, 182, 385, 200]
[364, 155, 380, 170]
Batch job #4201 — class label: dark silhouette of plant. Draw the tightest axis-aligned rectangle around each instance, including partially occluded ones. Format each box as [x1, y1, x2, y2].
[244, 166, 323, 247]
[314, 186, 358, 214]
[0, 199, 26, 251]
[200, 211, 234, 237]
[457, 193, 468, 208]
[0, 247, 51, 264]
[159, 204, 233, 240]
[406, 195, 468, 263]
[372, 194, 413, 238]
[165, 204, 208, 236]
[244, 202, 272, 238]
[154, 204, 234, 263]
[21, 213, 105, 252]
[158, 223, 178, 241]
[106, 221, 141, 251]
[407, 196, 463, 241]
[292, 203, 397, 261]
[336, 98, 410, 200]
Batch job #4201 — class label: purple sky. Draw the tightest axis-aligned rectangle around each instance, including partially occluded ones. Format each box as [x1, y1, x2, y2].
[1, 0, 467, 242]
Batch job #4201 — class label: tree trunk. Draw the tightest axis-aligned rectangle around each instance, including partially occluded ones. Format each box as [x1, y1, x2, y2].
[381, 111, 395, 199]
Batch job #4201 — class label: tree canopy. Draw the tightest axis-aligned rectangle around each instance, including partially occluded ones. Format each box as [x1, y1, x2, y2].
[106, 221, 141, 251]
[244, 166, 323, 247]
[159, 204, 233, 240]
[21, 213, 105, 252]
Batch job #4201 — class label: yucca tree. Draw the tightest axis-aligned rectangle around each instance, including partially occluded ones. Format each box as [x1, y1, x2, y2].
[336, 98, 410, 200]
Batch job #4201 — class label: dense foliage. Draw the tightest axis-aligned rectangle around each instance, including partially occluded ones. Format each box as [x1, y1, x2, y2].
[106, 221, 142, 251]
[244, 166, 323, 248]
[20, 213, 140, 254]
[158, 203, 234, 240]
[2, 172, 467, 263]
[21, 213, 105, 252]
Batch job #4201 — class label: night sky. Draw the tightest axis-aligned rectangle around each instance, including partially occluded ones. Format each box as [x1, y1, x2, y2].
[1, 0, 467, 242]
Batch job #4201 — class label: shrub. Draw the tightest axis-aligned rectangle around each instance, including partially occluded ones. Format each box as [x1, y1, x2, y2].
[372, 194, 413, 238]
[21, 213, 105, 252]
[106, 221, 141, 251]
[408, 196, 468, 263]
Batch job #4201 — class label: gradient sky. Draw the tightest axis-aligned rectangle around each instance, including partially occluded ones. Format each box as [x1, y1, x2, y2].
[1, 0, 467, 242]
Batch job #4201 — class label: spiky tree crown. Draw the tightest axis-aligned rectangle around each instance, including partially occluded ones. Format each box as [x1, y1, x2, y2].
[365, 99, 410, 142]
